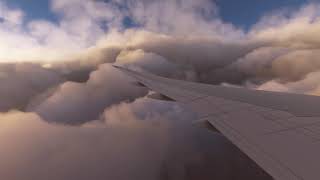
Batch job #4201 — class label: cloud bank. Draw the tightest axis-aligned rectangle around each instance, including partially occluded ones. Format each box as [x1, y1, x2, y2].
[0, 102, 270, 180]
[0, 0, 320, 179]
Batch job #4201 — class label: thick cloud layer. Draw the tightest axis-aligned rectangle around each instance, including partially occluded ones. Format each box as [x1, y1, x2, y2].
[1, 0, 320, 180]
[0, 63, 63, 111]
[0, 100, 271, 180]
[30, 64, 147, 124]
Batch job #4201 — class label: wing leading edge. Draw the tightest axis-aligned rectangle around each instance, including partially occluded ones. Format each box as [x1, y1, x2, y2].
[114, 65, 320, 180]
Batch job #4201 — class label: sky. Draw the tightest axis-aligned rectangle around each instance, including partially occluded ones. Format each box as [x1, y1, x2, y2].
[3, 0, 57, 22]
[1, 0, 320, 180]
[3, 0, 308, 28]
[216, 0, 308, 28]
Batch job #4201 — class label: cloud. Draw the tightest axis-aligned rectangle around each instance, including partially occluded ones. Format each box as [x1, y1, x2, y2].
[257, 71, 320, 95]
[0, 110, 170, 180]
[0, 63, 63, 112]
[1, 0, 320, 179]
[0, 0, 244, 63]
[271, 50, 320, 81]
[30, 64, 147, 124]
[113, 0, 243, 37]
[0, 0, 122, 63]
[0, 104, 271, 180]
[88, 29, 257, 83]
[115, 49, 184, 78]
[251, 3, 320, 48]
[0, 1, 24, 24]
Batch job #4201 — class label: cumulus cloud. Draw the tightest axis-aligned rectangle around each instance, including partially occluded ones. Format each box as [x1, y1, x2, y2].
[1, 0, 320, 179]
[258, 71, 320, 95]
[0, 0, 122, 62]
[0, 110, 169, 180]
[0, 63, 63, 112]
[113, 0, 243, 37]
[115, 49, 185, 78]
[30, 64, 147, 124]
[0, 103, 271, 180]
[251, 3, 320, 48]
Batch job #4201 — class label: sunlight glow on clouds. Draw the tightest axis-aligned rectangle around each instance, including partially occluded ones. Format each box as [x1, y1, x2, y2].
[0, 0, 242, 63]
[0, 1, 320, 179]
[1, 0, 320, 94]
[0, 0, 122, 62]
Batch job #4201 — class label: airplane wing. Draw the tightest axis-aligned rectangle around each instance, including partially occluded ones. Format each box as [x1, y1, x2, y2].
[114, 65, 320, 180]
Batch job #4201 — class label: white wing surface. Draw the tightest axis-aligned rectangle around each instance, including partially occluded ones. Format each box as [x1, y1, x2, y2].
[115, 65, 320, 180]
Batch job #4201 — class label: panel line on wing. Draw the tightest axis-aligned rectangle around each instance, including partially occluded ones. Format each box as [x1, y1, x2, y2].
[210, 117, 303, 180]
